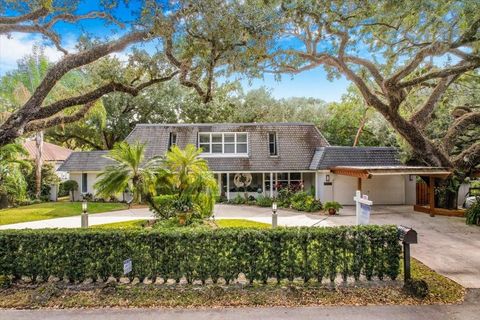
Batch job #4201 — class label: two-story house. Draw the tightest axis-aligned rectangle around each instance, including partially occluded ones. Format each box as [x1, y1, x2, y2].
[59, 123, 451, 205]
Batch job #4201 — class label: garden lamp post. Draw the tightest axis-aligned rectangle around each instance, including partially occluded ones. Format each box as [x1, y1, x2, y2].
[272, 201, 278, 228]
[81, 200, 88, 228]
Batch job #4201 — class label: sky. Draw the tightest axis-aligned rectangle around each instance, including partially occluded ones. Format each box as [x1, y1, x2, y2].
[0, 1, 349, 102]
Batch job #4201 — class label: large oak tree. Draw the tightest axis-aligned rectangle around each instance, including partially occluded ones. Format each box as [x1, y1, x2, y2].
[259, 0, 480, 174]
[0, 0, 273, 146]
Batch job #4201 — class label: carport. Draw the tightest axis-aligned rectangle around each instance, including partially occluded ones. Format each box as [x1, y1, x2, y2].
[330, 166, 452, 209]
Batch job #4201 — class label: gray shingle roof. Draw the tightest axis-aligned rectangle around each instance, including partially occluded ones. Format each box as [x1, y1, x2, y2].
[126, 123, 329, 172]
[58, 151, 115, 172]
[309, 146, 401, 170]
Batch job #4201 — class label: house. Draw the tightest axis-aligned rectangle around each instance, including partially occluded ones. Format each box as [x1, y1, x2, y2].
[23, 140, 73, 181]
[59, 123, 451, 205]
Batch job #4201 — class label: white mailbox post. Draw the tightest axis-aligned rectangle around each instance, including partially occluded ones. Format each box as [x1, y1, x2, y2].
[353, 190, 373, 225]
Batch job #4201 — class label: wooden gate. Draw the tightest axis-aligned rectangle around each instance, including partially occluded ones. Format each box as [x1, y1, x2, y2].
[416, 182, 429, 205]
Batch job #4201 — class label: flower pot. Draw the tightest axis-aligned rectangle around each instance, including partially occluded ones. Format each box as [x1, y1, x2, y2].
[328, 208, 337, 215]
[178, 213, 187, 225]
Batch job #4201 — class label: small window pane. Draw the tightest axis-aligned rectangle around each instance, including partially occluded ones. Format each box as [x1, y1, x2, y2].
[224, 134, 235, 143]
[290, 173, 301, 180]
[212, 144, 223, 153]
[199, 134, 210, 143]
[278, 173, 288, 180]
[236, 133, 247, 143]
[237, 143, 247, 153]
[212, 134, 222, 143]
[200, 144, 210, 153]
[269, 143, 275, 155]
[224, 144, 235, 153]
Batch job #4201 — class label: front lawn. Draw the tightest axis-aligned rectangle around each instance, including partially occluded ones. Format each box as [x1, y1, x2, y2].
[0, 202, 127, 226]
[215, 219, 270, 228]
[92, 218, 270, 229]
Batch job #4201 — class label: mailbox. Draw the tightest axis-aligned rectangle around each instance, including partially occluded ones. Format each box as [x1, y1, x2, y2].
[397, 226, 418, 244]
[397, 226, 418, 283]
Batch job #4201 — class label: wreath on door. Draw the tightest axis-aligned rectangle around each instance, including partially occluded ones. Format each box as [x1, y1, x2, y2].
[233, 173, 253, 188]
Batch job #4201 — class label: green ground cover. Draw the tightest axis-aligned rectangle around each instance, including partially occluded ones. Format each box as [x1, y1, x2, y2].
[0, 202, 127, 226]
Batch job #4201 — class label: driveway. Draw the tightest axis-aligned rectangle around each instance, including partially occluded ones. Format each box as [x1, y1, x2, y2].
[1, 203, 479, 288]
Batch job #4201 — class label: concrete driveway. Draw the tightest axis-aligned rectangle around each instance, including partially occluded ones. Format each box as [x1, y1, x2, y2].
[1, 203, 479, 288]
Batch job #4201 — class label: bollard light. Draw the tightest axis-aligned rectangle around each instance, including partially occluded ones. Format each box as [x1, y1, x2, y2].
[81, 199, 88, 228]
[271, 201, 278, 227]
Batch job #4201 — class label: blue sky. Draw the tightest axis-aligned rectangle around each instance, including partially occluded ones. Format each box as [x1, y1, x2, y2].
[0, 1, 349, 102]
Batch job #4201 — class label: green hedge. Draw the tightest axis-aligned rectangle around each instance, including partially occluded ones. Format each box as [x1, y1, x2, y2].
[0, 226, 401, 284]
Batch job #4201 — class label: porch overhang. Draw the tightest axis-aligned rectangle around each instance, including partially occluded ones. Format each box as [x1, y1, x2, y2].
[330, 166, 452, 179]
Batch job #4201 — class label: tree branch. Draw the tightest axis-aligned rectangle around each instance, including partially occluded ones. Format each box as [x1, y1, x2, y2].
[452, 141, 480, 172]
[398, 62, 480, 88]
[0, 7, 49, 24]
[443, 111, 480, 153]
[410, 75, 458, 129]
[24, 103, 95, 134]
[32, 72, 179, 121]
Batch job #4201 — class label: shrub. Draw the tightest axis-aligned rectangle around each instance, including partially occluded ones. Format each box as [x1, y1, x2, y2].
[404, 279, 429, 298]
[256, 195, 273, 207]
[0, 226, 401, 284]
[290, 192, 322, 212]
[148, 195, 179, 220]
[59, 180, 78, 199]
[229, 194, 247, 205]
[465, 197, 480, 225]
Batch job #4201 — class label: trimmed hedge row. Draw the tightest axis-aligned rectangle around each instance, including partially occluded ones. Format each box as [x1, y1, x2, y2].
[0, 226, 401, 284]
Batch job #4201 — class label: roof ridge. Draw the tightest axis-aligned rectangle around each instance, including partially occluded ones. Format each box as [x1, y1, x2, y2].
[134, 122, 316, 127]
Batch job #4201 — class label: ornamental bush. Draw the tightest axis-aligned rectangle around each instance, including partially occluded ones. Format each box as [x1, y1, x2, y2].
[0, 226, 401, 284]
[465, 197, 480, 225]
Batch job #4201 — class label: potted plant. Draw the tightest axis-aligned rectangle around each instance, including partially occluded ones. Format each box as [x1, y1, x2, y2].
[323, 201, 343, 215]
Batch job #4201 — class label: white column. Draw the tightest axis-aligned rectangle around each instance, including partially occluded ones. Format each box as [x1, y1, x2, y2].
[262, 173, 265, 196]
[270, 172, 273, 198]
[226, 173, 230, 200]
[315, 172, 320, 200]
[217, 173, 222, 196]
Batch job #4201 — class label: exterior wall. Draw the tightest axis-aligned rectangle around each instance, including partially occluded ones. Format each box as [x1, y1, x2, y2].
[320, 173, 408, 205]
[404, 175, 416, 205]
[315, 172, 334, 203]
[69, 172, 100, 201]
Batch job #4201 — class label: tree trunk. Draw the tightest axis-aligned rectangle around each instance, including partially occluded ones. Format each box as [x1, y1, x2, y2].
[353, 107, 369, 147]
[35, 130, 44, 199]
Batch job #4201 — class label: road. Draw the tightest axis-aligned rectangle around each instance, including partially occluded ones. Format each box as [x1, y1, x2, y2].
[1, 290, 479, 320]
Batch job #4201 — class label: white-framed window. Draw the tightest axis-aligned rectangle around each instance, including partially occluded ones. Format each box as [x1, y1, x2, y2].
[169, 132, 177, 149]
[81, 173, 88, 193]
[268, 132, 277, 156]
[198, 132, 248, 155]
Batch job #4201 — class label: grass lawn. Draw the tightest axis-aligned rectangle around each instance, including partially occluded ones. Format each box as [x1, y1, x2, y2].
[215, 219, 270, 228]
[92, 219, 146, 229]
[0, 258, 464, 309]
[0, 202, 127, 226]
[92, 218, 270, 229]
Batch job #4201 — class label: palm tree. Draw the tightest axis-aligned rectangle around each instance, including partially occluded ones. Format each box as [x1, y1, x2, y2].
[156, 144, 218, 218]
[0, 143, 30, 207]
[94, 142, 159, 204]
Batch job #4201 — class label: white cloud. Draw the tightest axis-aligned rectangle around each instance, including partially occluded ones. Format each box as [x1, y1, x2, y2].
[0, 33, 76, 74]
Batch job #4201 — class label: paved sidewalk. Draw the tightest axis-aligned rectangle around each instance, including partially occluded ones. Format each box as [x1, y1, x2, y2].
[1, 289, 479, 320]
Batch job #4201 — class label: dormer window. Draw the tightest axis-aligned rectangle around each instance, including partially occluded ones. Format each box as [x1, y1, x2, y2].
[199, 132, 248, 155]
[269, 132, 278, 156]
[169, 132, 177, 149]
